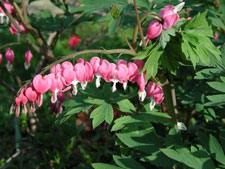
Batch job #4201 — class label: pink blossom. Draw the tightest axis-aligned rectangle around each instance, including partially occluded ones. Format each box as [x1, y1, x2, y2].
[50, 64, 62, 74]
[9, 20, 27, 35]
[116, 63, 129, 90]
[0, 1, 15, 15]
[15, 97, 21, 117]
[5, 48, 14, 71]
[159, 2, 185, 30]
[137, 73, 147, 101]
[0, 54, 2, 64]
[32, 74, 52, 106]
[24, 50, 33, 70]
[127, 62, 138, 83]
[69, 35, 80, 47]
[146, 82, 164, 110]
[19, 88, 28, 115]
[25, 86, 37, 112]
[145, 20, 162, 45]
[213, 32, 219, 40]
[48, 73, 66, 103]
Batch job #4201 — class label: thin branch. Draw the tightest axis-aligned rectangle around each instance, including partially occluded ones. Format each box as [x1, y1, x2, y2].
[134, 0, 146, 50]
[0, 149, 20, 169]
[0, 42, 21, 50]
[132, 14, 147, 50]
[34, 33, 56, 74]
[0, 78, 16, 94]
[21, 0, 28, 23]
[115, 19, 135, 52]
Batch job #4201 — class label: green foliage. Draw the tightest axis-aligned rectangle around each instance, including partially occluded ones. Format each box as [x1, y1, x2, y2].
[181, 12, 221, 67]
[90, 103, 113, 129]
[76, 0, 128, 13]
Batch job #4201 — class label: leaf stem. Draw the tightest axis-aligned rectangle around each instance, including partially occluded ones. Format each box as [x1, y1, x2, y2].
[115, 19, 136, 52]
[134, 0, 146, 50]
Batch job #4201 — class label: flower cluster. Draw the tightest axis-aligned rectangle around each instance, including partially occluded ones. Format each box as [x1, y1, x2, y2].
[0, 0, 27, 34]
[0, 48, 33, 71]
[145, 2, 185, 45]
[14, 57, 164, 116]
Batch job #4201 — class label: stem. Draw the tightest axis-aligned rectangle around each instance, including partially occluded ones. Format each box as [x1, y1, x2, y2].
[215, 0, 220, 8]
[160, 74, 177, 124]
[134, 0, 146, 50]
[132, 14, 147, 50]
[115, 19, 135, 52]
[21, 0, 28, 23]
[0, 42, 21, 49]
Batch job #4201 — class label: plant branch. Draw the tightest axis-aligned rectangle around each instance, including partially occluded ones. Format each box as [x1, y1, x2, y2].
[21, 0, 28, 23]
[0, 42, 21, 50]
[0, 78, 16, 94]
[115, 19, 135, 52]
[160, 74, 177, 124]
[0, 149, 20, 169]
[134, 0, 146, 50]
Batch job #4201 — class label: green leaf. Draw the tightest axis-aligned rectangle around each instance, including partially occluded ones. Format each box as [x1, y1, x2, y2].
[92, 163, 123, 169]
[159, 28, 176, 49]
[160, 148, 181, 162]
[161, 146, 204, 169]
[209, 134, 225, 165]
[165, 128, 181, 146]
[208, 82, 225, 93]
[117, 99, 136, 113]
[113, 155, 146, 169]
[220, 130, 225, 151]
[222, 43, 225, 67]
[141, 151, 174, 167]
[136, 0, 150, 9]
[195, 68, 222, 80]
[76, 0, 127, 13]
[84, 98, 107, 105]
[206, 94, 225, 105]
[90, 103, 113, 128]
[142, 44, 163, 80]
[111, 112, 171, 132]
[184, 11, 213, 37]
[116, 122, 161, 154]
[209, 17, 225, 30]
[132, 42, 158, 60]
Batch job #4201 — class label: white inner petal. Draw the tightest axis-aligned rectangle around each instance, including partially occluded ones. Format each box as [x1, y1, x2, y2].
[71, 80, 78, 95]
[123, 81, 128, 90]
[6, 61, 13, 72]
[95, 75, 101, 88]
[177, 121, 187, 131]
[149, 97, 156, 111]
[173, 2, 185, 13]
[139, 90, 146, 102]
